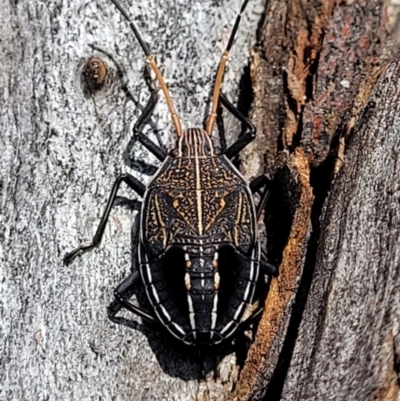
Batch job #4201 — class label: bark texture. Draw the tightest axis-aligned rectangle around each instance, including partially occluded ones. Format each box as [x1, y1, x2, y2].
[280, 52, 400, 401]
[0, 1, 265, 400]
[2, 0, 399, 400]
[246, 0, 390, 174]
[230, 0, 397, 400]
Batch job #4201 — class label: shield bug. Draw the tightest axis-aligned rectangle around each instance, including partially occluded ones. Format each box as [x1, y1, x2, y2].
[64, 0, 276, 347]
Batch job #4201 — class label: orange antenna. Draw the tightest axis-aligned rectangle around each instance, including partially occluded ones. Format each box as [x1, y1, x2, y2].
[206, 0, 250, 136]
[110, 0, 183, 137]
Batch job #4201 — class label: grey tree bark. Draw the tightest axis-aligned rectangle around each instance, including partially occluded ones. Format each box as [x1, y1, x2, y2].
[0, 0, 265, 400]
[2, 0, 400, 400]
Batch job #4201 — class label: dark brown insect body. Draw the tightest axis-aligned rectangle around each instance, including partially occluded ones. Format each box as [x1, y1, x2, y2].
[64, 0, 275, 347]
[140, 128, 260, 345]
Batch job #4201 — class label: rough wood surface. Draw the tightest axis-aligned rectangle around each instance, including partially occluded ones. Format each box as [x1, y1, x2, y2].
[228, 1, 393, 400]
[247, 0, 390, 173]
[229, 148, 314, 401]
[0, 1, 265, 400]
[2, 0, 399, 400]
[281, 50, 400, 401]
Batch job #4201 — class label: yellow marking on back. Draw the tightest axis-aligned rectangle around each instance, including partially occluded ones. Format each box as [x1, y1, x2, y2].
[193, 132, 203, 235]
[204, 192, 228, 232]
[154, 195, 168, 249]
[168, 191, 196, 232]
[233, 193, 243, 246]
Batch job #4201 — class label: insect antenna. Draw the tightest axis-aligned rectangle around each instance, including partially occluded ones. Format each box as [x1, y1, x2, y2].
[206, 0, 251, 135]
[109, 0, 183, 137]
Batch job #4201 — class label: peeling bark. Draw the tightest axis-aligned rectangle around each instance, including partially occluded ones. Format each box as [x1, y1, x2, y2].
[2, 0, 399, 400]
[281, 51, 400, 401]
[233, 0, 398, 400]
[229, 148, 314, 401]
[247, 0, 390, 174]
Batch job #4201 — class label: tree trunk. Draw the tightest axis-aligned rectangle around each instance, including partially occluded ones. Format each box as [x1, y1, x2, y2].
[280, 51, 400, 401]
[1, 1, 265, 400]
[1, 0, 399, 401]
[229, 0, 399, 400]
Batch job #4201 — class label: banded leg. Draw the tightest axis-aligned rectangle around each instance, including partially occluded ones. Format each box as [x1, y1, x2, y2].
[108, 270, 158, 326]
[63, 173, 145, 265]
[133, 66, 167, 162]
[220, 92, 256, 160]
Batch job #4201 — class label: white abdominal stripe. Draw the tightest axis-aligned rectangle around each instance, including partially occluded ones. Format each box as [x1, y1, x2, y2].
[185, 254, 260, 342]
[138, 241, 262, 345]
[138, 245, 190, 341]
[217, 246, 260, 339]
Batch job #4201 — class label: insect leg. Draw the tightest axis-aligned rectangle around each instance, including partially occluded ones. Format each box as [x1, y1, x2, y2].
[249, 174, 273, 221]
[251, 176, 277, 276]
[216, 100, 227, 151]
[256, 182, 276, 275]
[63, 173, 145, 265]
[133, 66, 168, 162]
[260, 258, 277, 276]
[239, 306, 264, 331]
[108, 270, 159, 326]
[220, 92, 256, 159]
[250, 174, 271, 194]
[236, 305, 276, 341]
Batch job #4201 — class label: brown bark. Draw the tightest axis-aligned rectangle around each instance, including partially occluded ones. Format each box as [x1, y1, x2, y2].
[230, 148, 314, 401]
[280, 49, 400, 401]
[244, 0, 390, 175]
[2, 0, 399, 400]
[232, 0, 399, 400]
